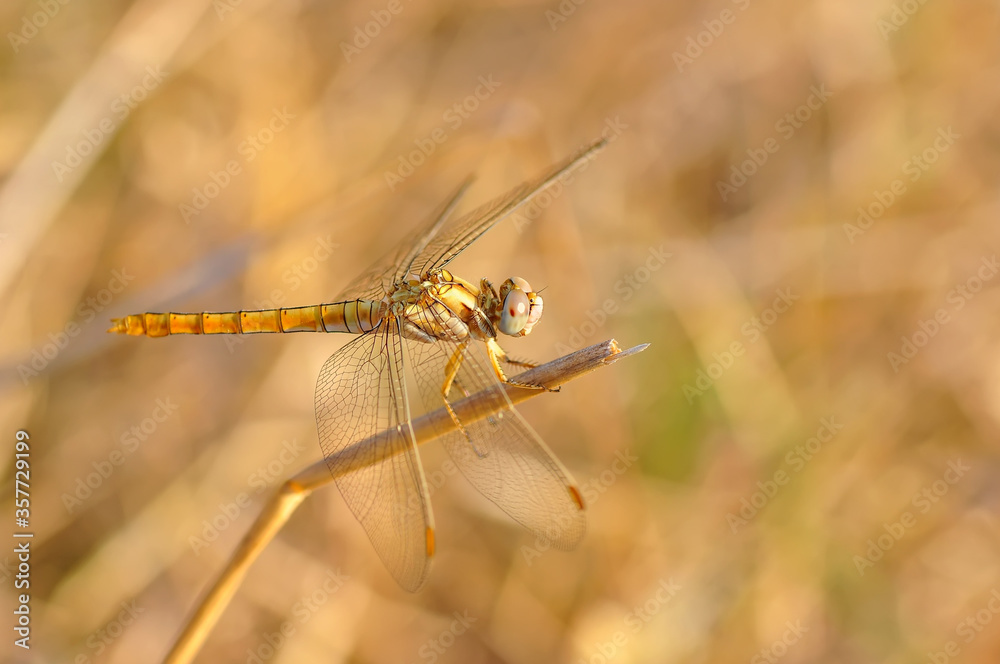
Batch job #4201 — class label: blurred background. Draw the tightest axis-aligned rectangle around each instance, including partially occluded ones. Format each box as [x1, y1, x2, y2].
[2, 0, 1000, 662]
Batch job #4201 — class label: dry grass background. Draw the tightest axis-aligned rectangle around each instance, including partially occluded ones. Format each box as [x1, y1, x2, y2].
[2, 0, 1000, 662]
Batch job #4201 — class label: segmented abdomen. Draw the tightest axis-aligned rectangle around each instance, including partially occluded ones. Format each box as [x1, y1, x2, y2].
[107, 300, 383, 337]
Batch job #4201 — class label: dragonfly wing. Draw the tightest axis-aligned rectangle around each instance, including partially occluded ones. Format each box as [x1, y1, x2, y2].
[333, 179, 474, 302]
[334, 138, 605, 302]
[407, 335, 586, 549]
[315, 320, 435, 591]
[408, 138, 607, 277]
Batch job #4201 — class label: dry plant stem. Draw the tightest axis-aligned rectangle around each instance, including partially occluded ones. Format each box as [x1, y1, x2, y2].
[163, 339, 649, 664]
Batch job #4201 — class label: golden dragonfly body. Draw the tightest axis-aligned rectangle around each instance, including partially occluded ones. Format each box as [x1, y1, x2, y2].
[110, 138, 606, 590]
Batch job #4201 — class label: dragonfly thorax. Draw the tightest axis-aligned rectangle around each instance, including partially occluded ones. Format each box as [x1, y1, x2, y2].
[392, 270, 543, 343]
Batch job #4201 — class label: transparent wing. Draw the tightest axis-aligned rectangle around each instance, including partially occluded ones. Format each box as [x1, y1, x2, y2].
[335, 138, 607, 302]
[334, 179, 474, 302]
[404, 138, 607, 278]
[406, 332, 586, 549]
[314, 320, 435, 591]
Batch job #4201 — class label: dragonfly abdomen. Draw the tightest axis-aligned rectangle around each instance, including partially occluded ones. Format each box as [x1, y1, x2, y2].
[107, 300, 383, 337]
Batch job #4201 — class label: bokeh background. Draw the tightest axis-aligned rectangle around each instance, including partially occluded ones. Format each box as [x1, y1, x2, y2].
[3, 0, 1000, 662]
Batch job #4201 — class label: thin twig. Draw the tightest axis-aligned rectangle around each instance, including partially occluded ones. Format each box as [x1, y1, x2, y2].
[163, 338, 648, 664]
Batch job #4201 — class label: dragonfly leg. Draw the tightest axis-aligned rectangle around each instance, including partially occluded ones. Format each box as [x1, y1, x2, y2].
[485, 338, 559, 392]
[487, 338, 549, 373]
[504, 357, 538, 369]
[451, 376, 500, 428]
[441, 344, 489, 458]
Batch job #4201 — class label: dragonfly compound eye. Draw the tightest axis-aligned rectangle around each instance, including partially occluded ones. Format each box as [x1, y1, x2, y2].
[519, 291, 543, 337]
[499, 288, 531, 335]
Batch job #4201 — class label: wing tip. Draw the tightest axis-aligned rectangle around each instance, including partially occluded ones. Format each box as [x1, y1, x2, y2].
[581, 136, 610, 159]
[426, 526, 436, 557]
[560, 136, 609, 177]
[591, 136, 610, 151]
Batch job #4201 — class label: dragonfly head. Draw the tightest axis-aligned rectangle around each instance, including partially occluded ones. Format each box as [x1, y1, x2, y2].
[497, 277, 543, 337]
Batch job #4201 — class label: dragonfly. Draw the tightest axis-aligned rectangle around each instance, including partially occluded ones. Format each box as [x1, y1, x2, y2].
[109, 138, 607, 591]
